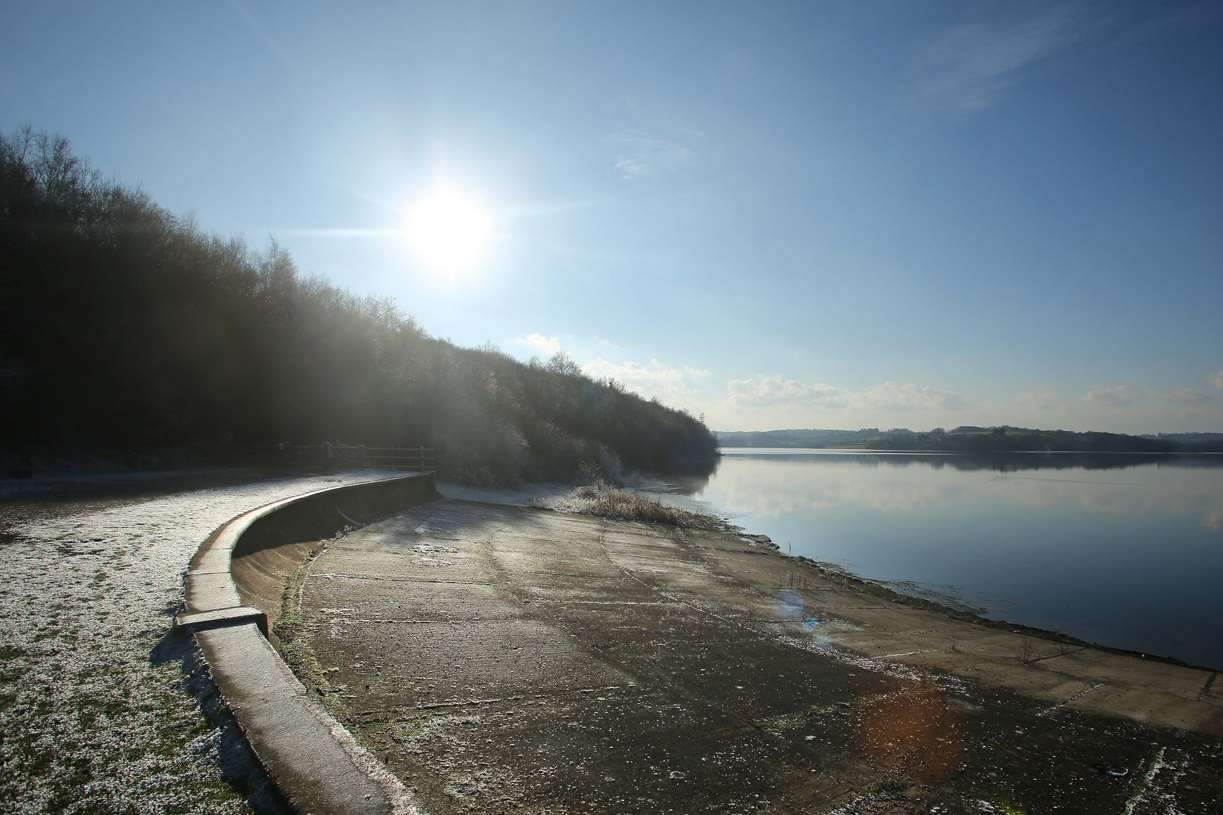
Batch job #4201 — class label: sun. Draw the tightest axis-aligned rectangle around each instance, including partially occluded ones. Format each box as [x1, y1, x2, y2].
[402, 184, 493, 275]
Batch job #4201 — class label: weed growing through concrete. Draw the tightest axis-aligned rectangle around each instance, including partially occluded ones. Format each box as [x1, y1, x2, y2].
[540, 481, 725, 530]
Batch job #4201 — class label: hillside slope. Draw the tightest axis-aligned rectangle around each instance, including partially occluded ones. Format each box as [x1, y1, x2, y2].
[0, 129, 717, 482]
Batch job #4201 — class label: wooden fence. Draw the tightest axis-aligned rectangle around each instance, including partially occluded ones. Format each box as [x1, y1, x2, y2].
[282, 442, 436, 473]
[360, 445, 436, 472]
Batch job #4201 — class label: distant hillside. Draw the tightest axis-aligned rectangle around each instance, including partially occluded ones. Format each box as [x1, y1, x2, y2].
[716, 426, 1206, 453]
[1145, 433, 1223, 452]
[716, 428, 883, 448]
[0, 129, 717, 482]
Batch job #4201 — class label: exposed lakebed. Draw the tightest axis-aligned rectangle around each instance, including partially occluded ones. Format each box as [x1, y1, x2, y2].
[652, 449, 1223, 670]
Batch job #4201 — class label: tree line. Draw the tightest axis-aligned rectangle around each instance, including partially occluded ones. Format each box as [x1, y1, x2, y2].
[716, 426, 1218, 453]
[0, 128, 718, 482]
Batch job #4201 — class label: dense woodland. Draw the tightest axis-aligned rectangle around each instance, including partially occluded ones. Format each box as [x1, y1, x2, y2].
[0, 129, 718, 482]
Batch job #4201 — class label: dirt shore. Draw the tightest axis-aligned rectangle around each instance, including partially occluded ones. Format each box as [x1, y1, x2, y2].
[291, 498, 1223, 814]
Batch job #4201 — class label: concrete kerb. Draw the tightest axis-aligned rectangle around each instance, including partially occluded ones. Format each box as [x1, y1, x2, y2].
[177, 473, 440, 815]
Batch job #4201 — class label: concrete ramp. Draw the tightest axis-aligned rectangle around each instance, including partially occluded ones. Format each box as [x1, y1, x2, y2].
[292, 499, 1223, 814]
[179, 473, 439, 815]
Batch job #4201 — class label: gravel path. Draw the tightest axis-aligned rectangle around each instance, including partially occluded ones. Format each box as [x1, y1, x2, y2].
[0, 472, 396, 814]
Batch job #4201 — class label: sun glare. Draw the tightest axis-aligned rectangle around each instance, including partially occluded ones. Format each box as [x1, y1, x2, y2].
[402, 184, 493, 275]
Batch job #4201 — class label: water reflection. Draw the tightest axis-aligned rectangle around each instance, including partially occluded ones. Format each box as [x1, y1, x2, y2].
[654, 450, 1223, 669]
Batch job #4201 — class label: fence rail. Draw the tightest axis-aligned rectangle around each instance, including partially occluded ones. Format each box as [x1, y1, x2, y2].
[282, 442, 436, 473]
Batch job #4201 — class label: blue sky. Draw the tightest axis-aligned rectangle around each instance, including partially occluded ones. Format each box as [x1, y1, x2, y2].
[4, 1, 1222, 432]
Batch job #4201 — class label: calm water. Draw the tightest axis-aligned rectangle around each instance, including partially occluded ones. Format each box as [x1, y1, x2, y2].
[658, 449, 1223, 670]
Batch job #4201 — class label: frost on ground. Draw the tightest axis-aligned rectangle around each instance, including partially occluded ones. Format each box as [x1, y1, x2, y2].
[0, 472, 395, 814]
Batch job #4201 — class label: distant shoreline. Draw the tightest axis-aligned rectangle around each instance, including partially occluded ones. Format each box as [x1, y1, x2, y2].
[716, 426, 1223, 455]
[718, 446, 1223, 454]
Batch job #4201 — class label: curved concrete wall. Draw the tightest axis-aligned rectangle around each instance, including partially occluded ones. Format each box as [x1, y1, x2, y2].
[179, 474, 438, 815]
[228, 475, 439, 634]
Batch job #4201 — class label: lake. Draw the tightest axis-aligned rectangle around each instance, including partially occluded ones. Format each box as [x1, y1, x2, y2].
[653, 449, 1223, 670]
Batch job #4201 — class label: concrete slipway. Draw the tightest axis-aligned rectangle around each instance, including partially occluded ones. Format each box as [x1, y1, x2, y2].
[182, 473, 1222, 815]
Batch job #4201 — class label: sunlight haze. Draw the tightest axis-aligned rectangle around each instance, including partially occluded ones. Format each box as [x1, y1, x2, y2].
[5, 1, 1222, 433]
[401, 183, 495, 279]
[6, 6, 1223, 813]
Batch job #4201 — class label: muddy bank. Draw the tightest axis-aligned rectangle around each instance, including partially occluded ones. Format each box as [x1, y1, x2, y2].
[288, 499, 1223, 814]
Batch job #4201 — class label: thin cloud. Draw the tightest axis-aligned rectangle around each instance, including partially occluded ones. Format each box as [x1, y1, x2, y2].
[512, 333, 562, 357]
[583, 356, 709, 412]
[1165, 388, 1221, 419]
[226, 0, 298, 72]
[915, 7, 1082, 112]
[1167, 388, 1214, 406]
[585, 357, 709, 388]
[614, 157, 649, 180]
[610, 130, 696, 180]
[1212, 371, 1223, 391]
[727, 376, 845, 408]
[1084, 384, 1144, 407]
[727, 376, 965, 412]
[1015, 389, 1062, 412]
[860, 382, 967, 411]
[501, 198, 604, 219]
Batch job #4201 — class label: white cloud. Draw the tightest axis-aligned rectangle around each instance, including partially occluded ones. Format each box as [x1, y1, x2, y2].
[511, 333, 562, 357]
[1212, 371, 1223, 391]
[584, 357, 709, 388]
[1164, 388, 1221, 419]
[583, 356, 709, 412]
[727, 376, 845, 408]
[858, 382, 967, 411]
[1084, 384, 1144, 407]
[611, 130, 696, 180]
[1167, 388, 1214, 406]
[915, 8, 1081, 111]
[726, 376, 965, 412]
[1014, 389, 1062, 412]
[614, 158, 648, 179]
